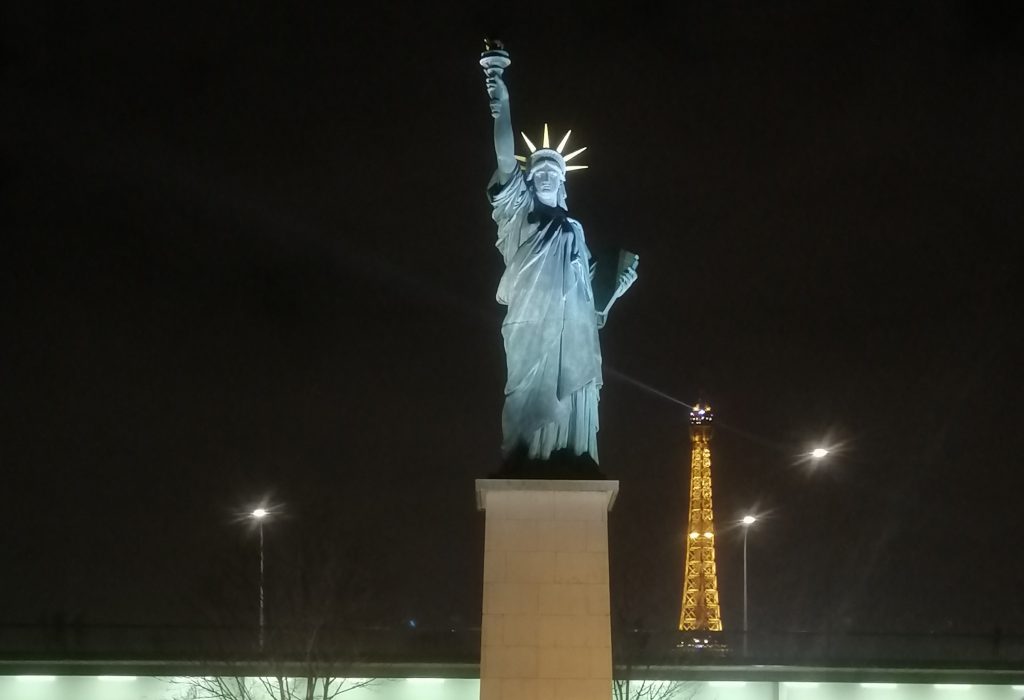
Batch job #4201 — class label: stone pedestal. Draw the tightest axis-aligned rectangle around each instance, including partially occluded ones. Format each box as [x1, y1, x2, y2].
[476, 479, 619, 700]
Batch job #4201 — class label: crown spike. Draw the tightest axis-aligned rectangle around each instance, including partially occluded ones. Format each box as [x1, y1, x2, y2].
[563, 146, 587, 162]
[521, 132, 537, 153]
[565, 165, 589, 171]
[542, 123, 550, 149]
[514, 155, 527, 162]
[556, 130, 571, 153]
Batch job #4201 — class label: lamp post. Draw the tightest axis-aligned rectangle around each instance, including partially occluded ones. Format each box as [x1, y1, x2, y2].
[741, 515, 756, 655]
[250, 508, 269, 651]
[808, 445, 833, 647]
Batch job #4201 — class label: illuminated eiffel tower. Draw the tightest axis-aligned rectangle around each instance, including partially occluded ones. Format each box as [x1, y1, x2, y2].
[678, 402, 723, 631]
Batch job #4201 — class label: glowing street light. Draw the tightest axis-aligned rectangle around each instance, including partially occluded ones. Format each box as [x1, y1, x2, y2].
[810, 448, 829, 459]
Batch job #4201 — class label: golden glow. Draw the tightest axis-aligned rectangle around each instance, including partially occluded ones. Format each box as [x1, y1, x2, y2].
[556, 129, 572, 152]
[517, 125, 589, 174]
[679, 421, 723, 632]
[563, 146, 587, 162]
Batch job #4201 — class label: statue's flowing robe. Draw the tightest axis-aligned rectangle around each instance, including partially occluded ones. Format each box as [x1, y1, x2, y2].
[489, 169, 602, 462]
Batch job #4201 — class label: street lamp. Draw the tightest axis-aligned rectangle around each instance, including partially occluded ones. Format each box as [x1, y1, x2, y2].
[250, 508, 269, 650]
[810, 447, 829, 459]
[741, 515, 757, 655]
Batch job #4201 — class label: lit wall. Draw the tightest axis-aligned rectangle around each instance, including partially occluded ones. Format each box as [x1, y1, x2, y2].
[691, 681, 1024, 700]
[2, 676, 1023, 700]
[1, 676, 476, 700]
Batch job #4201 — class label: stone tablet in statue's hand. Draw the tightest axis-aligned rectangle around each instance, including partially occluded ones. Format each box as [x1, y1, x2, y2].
[614, 265, 638, 298]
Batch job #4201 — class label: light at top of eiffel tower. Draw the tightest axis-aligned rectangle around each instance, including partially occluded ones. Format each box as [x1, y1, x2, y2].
[690, 403, 714, 424]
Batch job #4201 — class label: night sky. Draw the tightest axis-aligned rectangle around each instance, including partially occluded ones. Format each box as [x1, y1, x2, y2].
[3, 2, 1023, 642]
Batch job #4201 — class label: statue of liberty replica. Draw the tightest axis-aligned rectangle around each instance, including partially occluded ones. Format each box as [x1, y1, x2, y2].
[481, 40, 638, 476]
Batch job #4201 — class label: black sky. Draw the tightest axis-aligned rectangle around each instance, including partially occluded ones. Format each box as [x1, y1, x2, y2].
[2, 2, 1023, 640]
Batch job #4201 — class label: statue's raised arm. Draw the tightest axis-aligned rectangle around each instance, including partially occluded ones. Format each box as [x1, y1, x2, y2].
[481, 40, 516, 185]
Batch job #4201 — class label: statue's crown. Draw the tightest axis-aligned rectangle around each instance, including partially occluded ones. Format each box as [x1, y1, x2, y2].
[516, 124, 588, 175]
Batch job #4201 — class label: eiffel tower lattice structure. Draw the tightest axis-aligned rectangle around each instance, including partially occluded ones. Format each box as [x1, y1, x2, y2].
[678, 402, 723, 631]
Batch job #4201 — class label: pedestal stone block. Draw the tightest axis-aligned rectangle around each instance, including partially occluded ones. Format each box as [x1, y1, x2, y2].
[477, 479, 619, 700]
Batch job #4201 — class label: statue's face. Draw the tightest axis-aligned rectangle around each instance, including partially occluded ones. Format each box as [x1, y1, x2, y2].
[529, 162, 564, 207]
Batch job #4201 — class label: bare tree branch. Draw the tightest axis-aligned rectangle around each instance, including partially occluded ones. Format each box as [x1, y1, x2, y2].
[167, 524, 379, 700]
